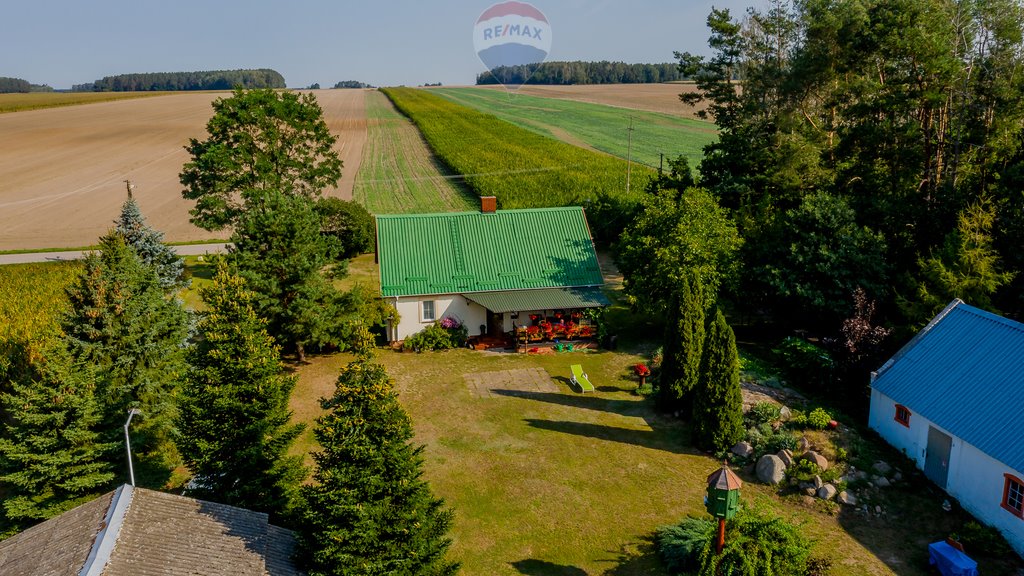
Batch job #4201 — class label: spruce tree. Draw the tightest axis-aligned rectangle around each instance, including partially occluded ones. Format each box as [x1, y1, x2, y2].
[176, 263, 305, 518]
[658, 276, 706, 414]
[229, 191, 353, 360]
[115, 197, 186, 291]
[0, 342, 116, 525]
[62, 232, 189, 452]
[691, 308, 744, 452]
[296, 336, 458, 576]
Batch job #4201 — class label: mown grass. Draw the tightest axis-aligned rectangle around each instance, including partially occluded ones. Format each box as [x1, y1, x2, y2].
[431, 87, 718, 171]
[0, 91, 176, 114]
[381, 87, 653, 210]
[353, 91, 477, 214]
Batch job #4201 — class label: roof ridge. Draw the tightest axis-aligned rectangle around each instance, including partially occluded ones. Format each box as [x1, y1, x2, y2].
[78, 484, 134, 576]
[375, 206, 582, 219]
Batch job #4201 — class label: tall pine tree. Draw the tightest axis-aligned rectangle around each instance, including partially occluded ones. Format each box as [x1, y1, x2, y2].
[176, 263, 305, 519]
[62, 233, 189, 453]
[0, 342, 116, 526]
[658, 275, 706, 415]
[115, 197, 186, 291]
[691, 308, 744, 453]
[296, 336, 458, 576]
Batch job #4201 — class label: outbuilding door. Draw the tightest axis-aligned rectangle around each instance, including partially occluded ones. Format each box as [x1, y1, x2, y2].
[925, 426, 952, 489]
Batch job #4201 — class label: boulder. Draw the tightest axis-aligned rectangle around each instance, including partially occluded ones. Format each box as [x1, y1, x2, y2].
[813, 475, 824, 490]
[894, 471, 903, 481]
[803, 487, 816, 496]
[874, 476, 891, 488]
[777, 449, 794, 468]
[817, 483, 838, 500]
[756, 454, 787, 485]
[731, 441, 754, 458]
[779, 406, 792, 421]
[802, 450, 829, 471]
[798, 436, 811, 451]
[872, 460, 892, 476]
[837, 490, 858, 506]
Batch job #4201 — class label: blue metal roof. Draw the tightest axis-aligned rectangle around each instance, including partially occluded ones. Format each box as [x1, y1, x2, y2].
[873, 300, 1024, 472]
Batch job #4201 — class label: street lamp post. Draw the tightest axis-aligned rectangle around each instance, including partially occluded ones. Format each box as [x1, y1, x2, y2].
[124, 408, 141, 486]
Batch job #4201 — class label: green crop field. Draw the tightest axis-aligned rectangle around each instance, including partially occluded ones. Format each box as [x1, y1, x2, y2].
[430, 87, 718, 171]
[353, 91, 477, 214]
[0, 91, 175, 114]
[381, 87, 652, 212]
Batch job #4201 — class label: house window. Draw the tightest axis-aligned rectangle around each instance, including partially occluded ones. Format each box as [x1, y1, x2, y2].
[1004, 474, 1024, 519]
[421, 300, 436, 322]
[894, 404, 911, 427]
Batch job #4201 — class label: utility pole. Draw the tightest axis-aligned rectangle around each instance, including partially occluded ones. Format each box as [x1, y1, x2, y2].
[124, 179, 135, 200]
[625, 116, 634, 194]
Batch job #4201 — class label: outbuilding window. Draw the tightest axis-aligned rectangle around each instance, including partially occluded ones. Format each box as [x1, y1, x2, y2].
[421, 300, 436, 322]
[1004, 474, 1024, 519]
[894, 404, 911, 428]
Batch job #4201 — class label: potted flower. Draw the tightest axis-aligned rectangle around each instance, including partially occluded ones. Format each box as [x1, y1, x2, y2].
[634, 363, 651, 387]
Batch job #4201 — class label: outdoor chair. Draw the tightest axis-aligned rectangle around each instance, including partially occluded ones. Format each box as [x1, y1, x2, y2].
[570, 364, 594, 393]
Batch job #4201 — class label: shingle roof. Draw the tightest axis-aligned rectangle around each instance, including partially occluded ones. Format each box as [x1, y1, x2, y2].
[0, 486, 303, 576]
[376, 207, 603, 297]
[872, 299, 1024, 472]
[0, 491, 112, 576]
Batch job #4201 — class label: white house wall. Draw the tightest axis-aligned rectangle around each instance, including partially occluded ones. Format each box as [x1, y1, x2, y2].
[390, 295, 487, 341]
[869, 388, 1024, 556]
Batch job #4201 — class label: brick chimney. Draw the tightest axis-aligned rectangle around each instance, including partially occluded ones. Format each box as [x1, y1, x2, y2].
[480, 196, 497, 214]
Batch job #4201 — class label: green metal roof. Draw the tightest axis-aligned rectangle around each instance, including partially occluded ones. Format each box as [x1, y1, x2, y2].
[463, 287, 609, 313]
[376, 207, 603, 298]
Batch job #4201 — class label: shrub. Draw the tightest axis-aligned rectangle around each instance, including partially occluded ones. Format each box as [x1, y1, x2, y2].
[957, 521, 1014, 557]
[774, 337, 833, 392]
[657, 507, 814, 576]
[656, 516, 716, 573]
[786, 459, 823, 482]
[759, 431, 798, 455]
[788, 409, 808, 429]
[807, 407, 833, 430]
[403, 320, 468, 352]
[747, 402, 782, 427]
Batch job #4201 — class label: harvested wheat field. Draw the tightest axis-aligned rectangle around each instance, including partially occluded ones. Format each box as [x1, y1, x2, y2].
[0, 89, 367, 251]
[480, 82, 706, 118]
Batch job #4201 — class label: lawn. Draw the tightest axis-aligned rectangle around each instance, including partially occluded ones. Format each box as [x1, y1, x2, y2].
[353, 90, 478, 214]
[430, 87, 719, 173]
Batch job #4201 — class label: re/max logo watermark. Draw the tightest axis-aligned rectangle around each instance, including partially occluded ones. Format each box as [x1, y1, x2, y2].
[482, 24, 543, 41]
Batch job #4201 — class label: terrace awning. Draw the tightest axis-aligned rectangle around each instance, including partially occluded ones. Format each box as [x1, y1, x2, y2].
[464, 287, 609, 314]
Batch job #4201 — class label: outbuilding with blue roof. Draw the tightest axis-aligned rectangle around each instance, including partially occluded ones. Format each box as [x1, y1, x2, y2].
[869, 299, 1024, 557]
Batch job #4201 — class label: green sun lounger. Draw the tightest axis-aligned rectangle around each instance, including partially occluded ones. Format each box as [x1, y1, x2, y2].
[570, 364, 594, 393]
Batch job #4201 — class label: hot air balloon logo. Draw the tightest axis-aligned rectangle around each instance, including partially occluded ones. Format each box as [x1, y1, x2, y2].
[473, 1, 552, 90]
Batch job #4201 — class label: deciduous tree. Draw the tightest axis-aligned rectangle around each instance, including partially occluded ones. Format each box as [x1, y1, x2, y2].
[180, 88, 342, 230]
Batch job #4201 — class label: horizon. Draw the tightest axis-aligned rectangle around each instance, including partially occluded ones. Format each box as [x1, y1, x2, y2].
[3, 0, 754, 90]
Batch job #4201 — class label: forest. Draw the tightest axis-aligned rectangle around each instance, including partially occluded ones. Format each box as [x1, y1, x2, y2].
[676, 0, 1024, 340]
[72, 68, 286, 92]
[0, 77, 53, 93]
[476, 60, 683, 85]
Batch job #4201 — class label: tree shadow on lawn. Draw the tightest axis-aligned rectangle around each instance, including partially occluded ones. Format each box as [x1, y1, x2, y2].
[492, 388, 696, 456]
[511, 559, 587, 576]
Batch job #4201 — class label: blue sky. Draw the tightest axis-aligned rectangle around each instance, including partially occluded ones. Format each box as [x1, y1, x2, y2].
[3, 0, 755, 89]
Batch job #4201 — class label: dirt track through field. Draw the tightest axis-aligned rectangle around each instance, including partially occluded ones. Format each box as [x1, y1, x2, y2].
[0, 89, 367, 251]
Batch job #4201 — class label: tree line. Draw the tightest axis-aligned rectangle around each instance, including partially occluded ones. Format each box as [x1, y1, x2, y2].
[476, 60, 683, 85]
[0, 77, 54, 93]
[612, 0, 1024, 418]
[333, 80, 373, 89]
[0, 88, 455, 574]
[72, 69, 286, 92]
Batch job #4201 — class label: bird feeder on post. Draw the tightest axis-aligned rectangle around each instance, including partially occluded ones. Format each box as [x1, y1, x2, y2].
[705, 462, 742, 554]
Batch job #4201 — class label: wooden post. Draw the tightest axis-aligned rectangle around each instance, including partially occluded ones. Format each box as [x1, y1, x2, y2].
[716, 517, 726, 554]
